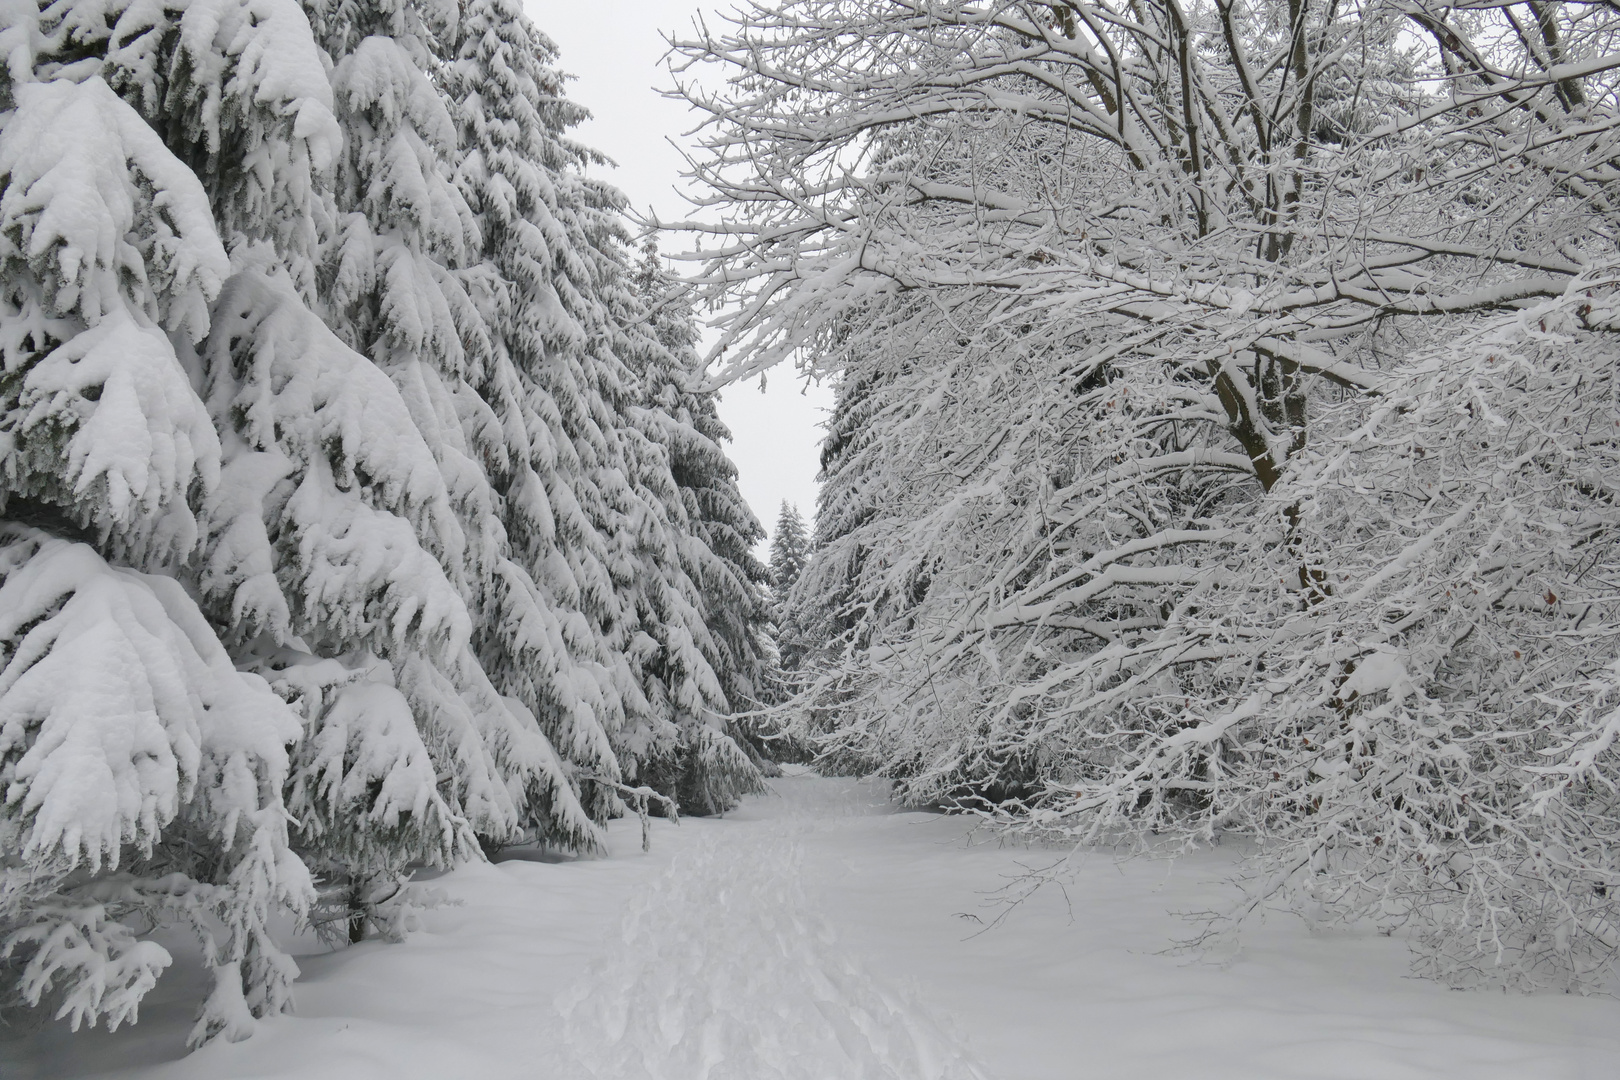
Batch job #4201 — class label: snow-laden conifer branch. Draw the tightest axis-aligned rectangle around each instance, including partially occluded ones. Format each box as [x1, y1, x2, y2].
[0, 0, 773, 1038]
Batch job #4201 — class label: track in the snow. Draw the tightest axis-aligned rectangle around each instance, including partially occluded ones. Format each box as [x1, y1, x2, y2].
[559, 815, 991, 1080]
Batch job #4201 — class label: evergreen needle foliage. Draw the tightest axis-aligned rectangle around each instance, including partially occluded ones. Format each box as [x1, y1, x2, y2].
[0, 0, 768, 1042]
[769, 501, 812, 678]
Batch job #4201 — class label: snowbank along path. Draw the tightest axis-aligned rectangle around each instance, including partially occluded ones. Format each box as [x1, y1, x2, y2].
[3, 770, 1617, 1079]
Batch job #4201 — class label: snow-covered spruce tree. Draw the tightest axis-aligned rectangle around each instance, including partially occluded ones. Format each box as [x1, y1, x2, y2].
[201, 270, 554, 941]
[445, 0, 639, 830]
[768, 501, 811, 676]
[0, 0, 591, 1033]
[449, 1, 763, 817]
[51, 0, 507, 929]
[452, 0, 656, 816]
[589, 222, 767, 815]
[633, 241, 773, 719]
[0, 36, 318, 1041]
[674, 0, 1620, 983]
[580, 220, 724, 811]
[769, 503, 808, 591]
[0, 0, 766, 1043]
[629, 241, 780, 781]
[230, 0, 602, 936]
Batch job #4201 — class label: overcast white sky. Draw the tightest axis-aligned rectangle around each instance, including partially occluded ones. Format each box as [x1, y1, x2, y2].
[527, 1, 834, 550]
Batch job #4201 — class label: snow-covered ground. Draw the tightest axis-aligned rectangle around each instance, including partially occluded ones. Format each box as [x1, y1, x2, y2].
[3, 770, 1616, 1079]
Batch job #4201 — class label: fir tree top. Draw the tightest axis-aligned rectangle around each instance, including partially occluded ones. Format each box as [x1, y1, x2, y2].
[768, 502, 808, 594]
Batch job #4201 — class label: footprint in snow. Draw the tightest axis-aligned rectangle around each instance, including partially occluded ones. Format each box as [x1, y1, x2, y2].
[557, 827, 991, 1080]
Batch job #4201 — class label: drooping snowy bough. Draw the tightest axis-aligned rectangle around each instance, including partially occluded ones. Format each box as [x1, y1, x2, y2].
[0, 528, 310, 1043]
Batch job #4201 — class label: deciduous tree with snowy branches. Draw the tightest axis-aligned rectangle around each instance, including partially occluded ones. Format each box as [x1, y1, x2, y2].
[672, 0, 1620, 986]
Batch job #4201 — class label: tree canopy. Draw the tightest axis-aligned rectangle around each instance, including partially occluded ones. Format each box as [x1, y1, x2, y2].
[672, 0, 1620, 990]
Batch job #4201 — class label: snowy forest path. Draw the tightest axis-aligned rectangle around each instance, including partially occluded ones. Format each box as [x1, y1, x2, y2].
[556, 773, 990, 1079]
[4, 771, 1619, 1079]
